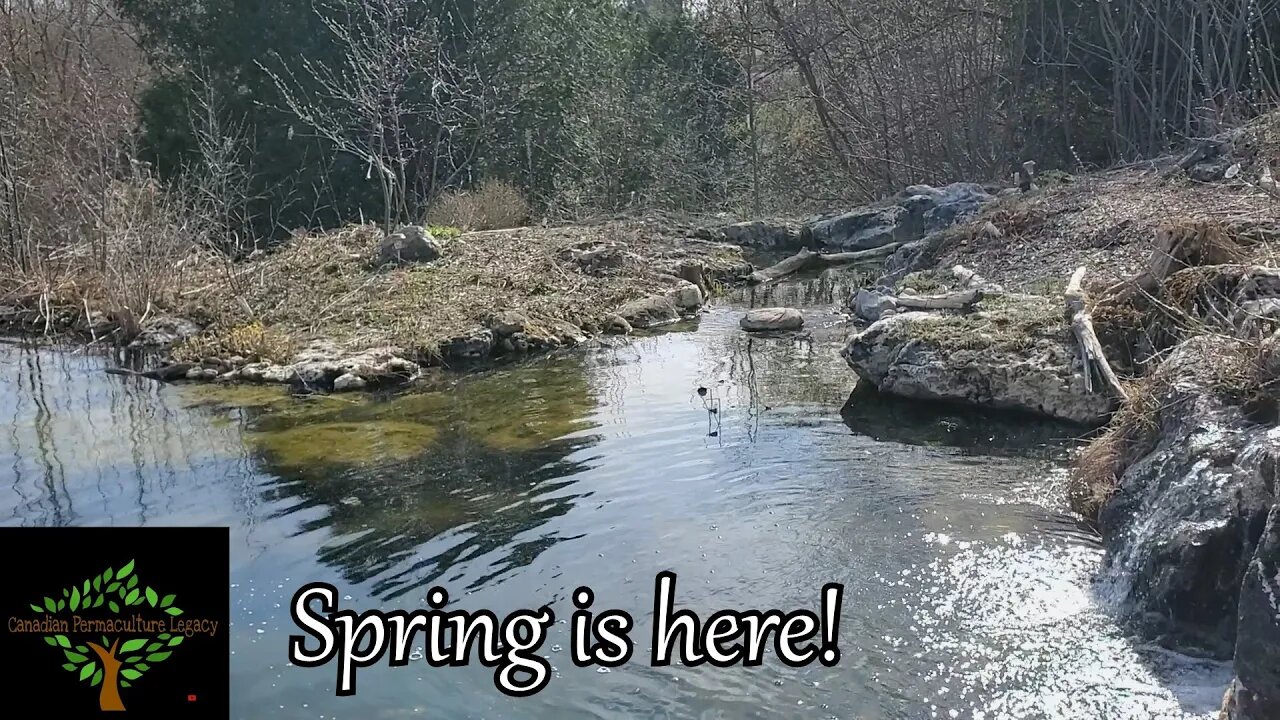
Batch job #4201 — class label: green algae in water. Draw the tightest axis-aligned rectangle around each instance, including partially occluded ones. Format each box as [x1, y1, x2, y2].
[250, 421, 441, 468]
[187, 357, 597, 471]
[177, 383, 295, 410]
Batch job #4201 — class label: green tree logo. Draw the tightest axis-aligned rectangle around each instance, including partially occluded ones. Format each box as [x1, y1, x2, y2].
[28, 559, 186, 712]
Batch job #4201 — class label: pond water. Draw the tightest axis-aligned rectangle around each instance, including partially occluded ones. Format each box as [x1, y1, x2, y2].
[0, 276, 1233, 719]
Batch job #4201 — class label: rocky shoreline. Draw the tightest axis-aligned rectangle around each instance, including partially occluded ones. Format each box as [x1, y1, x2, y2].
[822, 125, 1280, 718]
[703, 113, 1280, 719]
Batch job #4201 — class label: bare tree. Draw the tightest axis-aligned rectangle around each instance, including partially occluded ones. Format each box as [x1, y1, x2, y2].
[258, 0, 475, 235]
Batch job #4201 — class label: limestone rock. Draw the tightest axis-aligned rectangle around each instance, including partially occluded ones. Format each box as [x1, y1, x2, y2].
[487, 311, 528, 337]
[808, 182, 994, 252]
[617, 295, 680, 329]
[333, 373, 367, 392]
[667, 281, 704, 311]
[740, 307, 804, 332]
[851, 289, 898, 323]
[695, 219, 804, 250]
[128, 316, 202, 349]
[1225, 505, 1280, 719]
[443, 327, 494, 360]
[808, 206, 908, 251]
[1097, 336, 1278, 660]
[184, 366, 220, 381]
[376, 225, 441, 267]
[840, 297, 1115, 425]
[602, 314, 632, 335]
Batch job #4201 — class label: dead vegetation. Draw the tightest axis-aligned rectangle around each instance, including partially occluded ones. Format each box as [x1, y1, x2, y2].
[899, 291, 1066, 353]
[1066, 214, 1280, 519]
[425, 179, 531, 232]
[170, 321, 296, 365]
[929, 159, 1280, 294]
[1068, 334, 1270, 519]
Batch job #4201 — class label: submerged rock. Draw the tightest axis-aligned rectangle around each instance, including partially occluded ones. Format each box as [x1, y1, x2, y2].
[740, 307, 804, 332]
[840, 295, 1115, 425]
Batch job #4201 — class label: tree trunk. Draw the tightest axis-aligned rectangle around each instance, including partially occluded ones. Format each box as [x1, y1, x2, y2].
[88, 640, 125, 712]
[748, 243, 902, 285]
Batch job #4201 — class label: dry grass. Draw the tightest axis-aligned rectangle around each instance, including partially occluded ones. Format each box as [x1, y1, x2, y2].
[900, 291, 1067, 353]
[426, 179, 531, 232]
[176, 219, 746, 360]
[1, 177, 208, 340]
[171, 320, 296, 364]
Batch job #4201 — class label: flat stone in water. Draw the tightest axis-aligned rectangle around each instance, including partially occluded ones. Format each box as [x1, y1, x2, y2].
[740, 307, 804, 332]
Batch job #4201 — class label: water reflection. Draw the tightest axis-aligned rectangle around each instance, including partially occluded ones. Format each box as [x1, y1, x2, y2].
[0, 340, 258, 528]
[188, 360, 603, 600]
[840, 385, 1086, 459]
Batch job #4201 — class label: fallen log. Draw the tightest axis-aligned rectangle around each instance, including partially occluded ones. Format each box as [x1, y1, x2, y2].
[749, 243, 903, 285]
[105, 363, 194, 382]
[895, 288, 982, 310]
[1066, 266, 1128, 402]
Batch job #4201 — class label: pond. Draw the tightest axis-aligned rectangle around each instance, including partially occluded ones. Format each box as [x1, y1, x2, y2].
[0, 276, 1232, 719]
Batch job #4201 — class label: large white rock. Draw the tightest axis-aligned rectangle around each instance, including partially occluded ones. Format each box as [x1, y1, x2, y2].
[840, 296, 1114, 425]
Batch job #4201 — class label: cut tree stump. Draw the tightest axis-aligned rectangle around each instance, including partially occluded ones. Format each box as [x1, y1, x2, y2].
[748, 243, 903, 285]
[1099, 221, 1246, 306]
[1066, 266, 1129, 402]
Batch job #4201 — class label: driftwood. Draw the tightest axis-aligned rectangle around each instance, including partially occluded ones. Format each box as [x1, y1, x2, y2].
[950, 264, 1005, 293]
[1066, 266, 1129, 402]
[896, 288, 983, 310]
[749, 243, 903, 285]
[104, 363, 194, 382]
[1100, 221, 1246, 306]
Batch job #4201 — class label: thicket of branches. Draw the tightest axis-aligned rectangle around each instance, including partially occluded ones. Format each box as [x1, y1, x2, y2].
[4, 0, 1280, 319]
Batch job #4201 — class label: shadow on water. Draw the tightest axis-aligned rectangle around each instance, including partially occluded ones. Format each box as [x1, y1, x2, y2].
[183, 357, 605, 601]
[839, 384, 1089, 460]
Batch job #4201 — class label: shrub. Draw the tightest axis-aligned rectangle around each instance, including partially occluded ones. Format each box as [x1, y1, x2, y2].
[426, 179, 530, 232]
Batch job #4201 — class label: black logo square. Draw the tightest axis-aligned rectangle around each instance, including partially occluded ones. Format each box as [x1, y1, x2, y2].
[0, 527, 230, 719]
